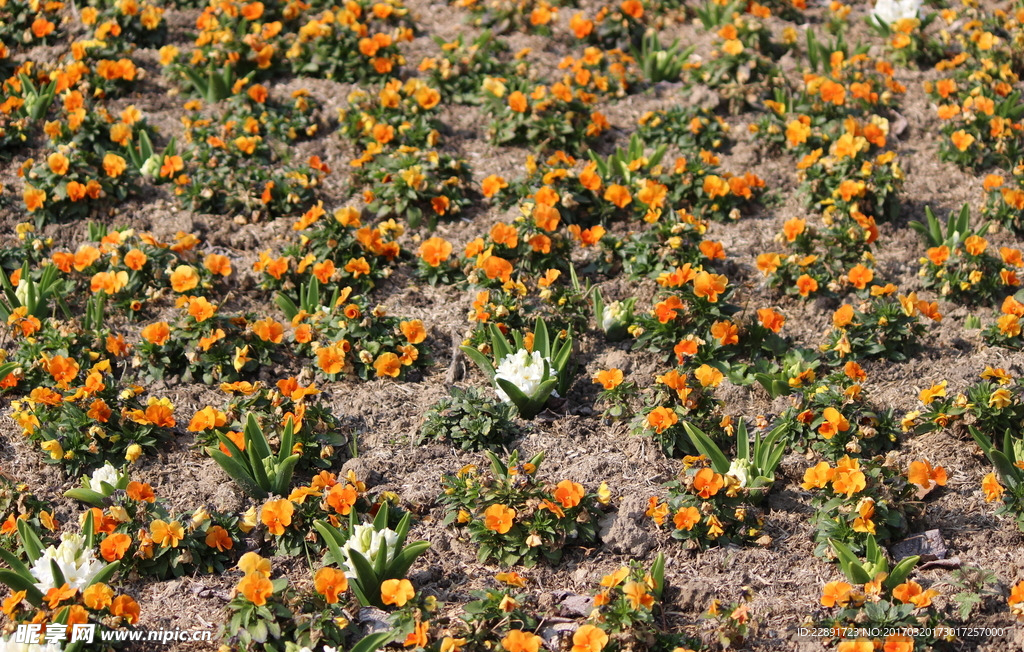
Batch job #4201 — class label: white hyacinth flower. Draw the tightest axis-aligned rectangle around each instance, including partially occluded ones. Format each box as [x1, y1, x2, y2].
[14, 280, 29, 308]
[873, 0, 922, 24]
[493, 349, 556, 403]
[601, 301, 624, 332]
[139, 154, 161, 178]
[88, 464, 120, 491]
[338, 524, 399, 580]
[0, 637, 62, 652]
[727, 458, 751, 488]
[30, 532, 105, 592]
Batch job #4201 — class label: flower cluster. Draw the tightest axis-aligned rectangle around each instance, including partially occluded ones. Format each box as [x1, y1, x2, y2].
[821, 286, 939, 363]
[648, 455, 769, 549]
[802, 455, 915, 558]
[161, 0, 414, 87]
[173, 86, 327, 219]
[773, 362, 899, 460]
[480, 71, 613, 152]
[188, 376, 348, 471]
[10, 381, 175, 476]
[343, 80, 473, 228]
[440, 451, 604, 566]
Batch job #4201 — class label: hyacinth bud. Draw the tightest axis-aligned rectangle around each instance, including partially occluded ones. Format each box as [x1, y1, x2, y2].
[14, 280, 29, 307]
[140, 154, 161, 178]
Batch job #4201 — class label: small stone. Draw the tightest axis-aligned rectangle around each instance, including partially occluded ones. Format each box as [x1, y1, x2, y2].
[598, 493, 655, 556]
[890, 530, 947, 562]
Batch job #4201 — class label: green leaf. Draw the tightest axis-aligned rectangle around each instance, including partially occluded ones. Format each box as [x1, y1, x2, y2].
[314, 521, 348, 567]
[393, 511, 411, 550]
[207, 447, 268, 499]
[372, 537, 388, 579]
[682, 422, 729, 474]
[592, 287, 605, 331]
[138, 129, 154, 160]
[214, 430, 246, 463]
[496, 378, 548, 419]
[650, 552, 666, 600]
[460, 346, 496, 381]
[528, 450, 546, 469]
[246, 441, 271, 492]
[829, 538, 871, 584]
[17, 519, 43, 562]
[736, 418, 749, 463]
[83, 509, 95, 551]
[533, 317, 550, 357]
[759, 426, 788, 477]
[347, 548, 381, 607]
[488, 323, 512, 362]
[279, 418, 295, 465]
[389, 541, 430, 579]
[351, 632, 397, 652]
[245, 414, 273, 461]
[0, 570, 44, 607]
[885, 555, 919, 590]
[551, 329, 573, 372]
[373, 501, 390, 531]
[0, 547, 36, 584]
[64, 488, 107, 509]
[89, 561, 120, 588]
[275, 292, 300, 320]
[806, 29, 819, 71]
[926, 206, 942, 245]
[865, 534, 880, 563]
[305, 277, 321, 312]
[990, 450, 1022, 488]
[272, 455, 299, 496]
[49, 558, 66, 587]
[486, 450, 507, 479]
[955, 203, 970, 237]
